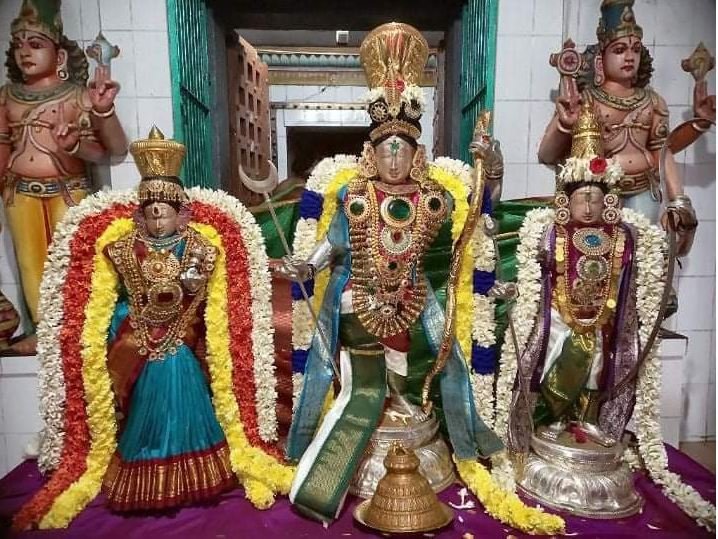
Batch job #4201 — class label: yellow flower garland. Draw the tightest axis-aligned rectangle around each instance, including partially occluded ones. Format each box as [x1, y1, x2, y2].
[193, 223, 295, 508]
[455, 458, 566, 535]
[39, 218, 132, 528]
[427, 164, 472, 358]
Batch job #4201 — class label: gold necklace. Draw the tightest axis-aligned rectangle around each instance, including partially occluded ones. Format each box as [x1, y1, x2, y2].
[554, 225, 625, 332]
[345, 178, 447, 338]
[590, 86, 650, 111]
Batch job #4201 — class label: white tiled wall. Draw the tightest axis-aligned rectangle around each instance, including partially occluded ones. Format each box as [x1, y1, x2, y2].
[271, 84, 435, 180]
[494, 0, 716, 446]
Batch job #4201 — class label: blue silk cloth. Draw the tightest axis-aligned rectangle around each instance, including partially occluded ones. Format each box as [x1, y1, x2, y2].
[109, 304, 227, 463]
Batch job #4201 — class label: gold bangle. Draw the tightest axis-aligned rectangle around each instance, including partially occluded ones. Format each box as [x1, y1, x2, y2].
[66, 139, 81, 155]
[91, 104, 116, 118]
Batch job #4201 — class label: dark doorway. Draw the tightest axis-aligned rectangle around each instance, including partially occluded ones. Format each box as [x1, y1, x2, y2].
[285, 126, 367, 182]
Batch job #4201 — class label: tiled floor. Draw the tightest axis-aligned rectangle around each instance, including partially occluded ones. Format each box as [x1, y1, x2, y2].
[680, 441, 716, 473]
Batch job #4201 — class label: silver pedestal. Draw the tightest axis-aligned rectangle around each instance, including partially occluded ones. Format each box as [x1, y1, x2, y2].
[518, 429, 642, 519]
[350, 407, 455, 499]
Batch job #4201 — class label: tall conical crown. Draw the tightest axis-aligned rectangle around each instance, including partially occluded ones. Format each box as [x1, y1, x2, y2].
[11, 0, 63, 43]
[360, 22, 428, 143]
[570, 102, 604, 160]
[131, 127, 187, 204]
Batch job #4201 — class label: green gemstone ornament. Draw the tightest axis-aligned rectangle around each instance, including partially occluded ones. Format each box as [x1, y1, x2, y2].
[387, 198, 411, 220]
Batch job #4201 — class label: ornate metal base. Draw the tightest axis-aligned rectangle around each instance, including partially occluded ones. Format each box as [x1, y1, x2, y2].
[518, 429, 642, 519]
[350, 407, 455, 499]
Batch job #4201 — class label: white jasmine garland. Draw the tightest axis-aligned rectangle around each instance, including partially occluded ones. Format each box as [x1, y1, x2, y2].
[557, 155, 621, 188]
[363, 84, 426, 112]
[622, 208, 716, 531]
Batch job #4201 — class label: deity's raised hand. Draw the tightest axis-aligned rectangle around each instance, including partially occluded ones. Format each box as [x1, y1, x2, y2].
[556, 94, 582, 130]
[51, 102, 80, 153]
[88, 65, 120, 113]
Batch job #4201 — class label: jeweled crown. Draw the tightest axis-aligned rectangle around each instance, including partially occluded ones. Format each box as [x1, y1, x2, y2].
[360, 22, 428, 143]
[131, 127, 187, 204]
[11, 0, 63, 43]
[130, 126, 186, 179]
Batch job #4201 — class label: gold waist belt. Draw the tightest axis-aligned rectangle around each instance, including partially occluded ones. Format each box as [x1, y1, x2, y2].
[5, 173, 89, 206]
[617, 172, 652, 196]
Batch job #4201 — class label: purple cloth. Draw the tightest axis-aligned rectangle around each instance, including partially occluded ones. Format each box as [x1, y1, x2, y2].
[0, 444, 714, 538]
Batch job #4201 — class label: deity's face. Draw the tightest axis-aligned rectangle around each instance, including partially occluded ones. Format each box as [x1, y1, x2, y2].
[569, 185, 605, 225]
[143, 202, 179, 238]
[602, 36, 642, 86]
[11, 30, 64, 82]
[374, 136, 416, 185]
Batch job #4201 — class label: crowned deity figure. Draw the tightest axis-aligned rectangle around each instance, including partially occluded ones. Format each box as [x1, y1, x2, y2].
[274, 22, 562, 529]
[0, 0, 128, 351]
[13, 127, 293, 529]
[538, 0, 697, 257]
[99, 128, 236, 510]
[507, 101, 669, 518]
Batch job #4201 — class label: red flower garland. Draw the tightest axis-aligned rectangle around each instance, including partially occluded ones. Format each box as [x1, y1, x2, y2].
[13, 204, 135, 530]
[191, 202, 284, 460]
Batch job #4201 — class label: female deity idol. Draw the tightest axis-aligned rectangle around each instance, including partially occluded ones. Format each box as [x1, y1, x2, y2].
[13, 128, 292, 529]
[276, 23, 564, 536]
[505, 103, 714, 527]
[0, 0, 127, 350]
[99, 129, 235, 510]
[538, 0, 697, 257]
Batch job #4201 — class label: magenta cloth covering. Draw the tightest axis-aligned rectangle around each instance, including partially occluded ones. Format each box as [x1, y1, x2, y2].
[0, 444, 714, 538]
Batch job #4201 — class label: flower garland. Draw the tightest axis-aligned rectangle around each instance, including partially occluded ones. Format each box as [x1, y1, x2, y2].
[364, 84, 426, 112]
[455, 458, 565, 535]
[18, 189, 290, 529]
[193, 221, 293, 508]
[558, 155, 622, 186]
[623, 208, 716, 531]
[39, 217, 131, 528]
[188, 190, 279, 446]
[494, 208, 554, 439]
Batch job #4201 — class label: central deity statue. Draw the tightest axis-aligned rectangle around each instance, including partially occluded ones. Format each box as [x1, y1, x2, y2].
[279, 22, 505, 524]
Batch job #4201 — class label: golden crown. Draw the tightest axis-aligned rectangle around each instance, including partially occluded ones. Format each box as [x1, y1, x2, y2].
[360, 22, 428, 90]
[130, 126, 186, 179]
[131, 127, 187, 204]
[571, 101, 603, 160]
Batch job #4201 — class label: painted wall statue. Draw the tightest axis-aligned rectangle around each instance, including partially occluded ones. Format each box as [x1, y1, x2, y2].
[275, 22, 564, 536]
[538, 0, 697, 257]
[0, 0, 128, 352]
[13, 128, 292, 529]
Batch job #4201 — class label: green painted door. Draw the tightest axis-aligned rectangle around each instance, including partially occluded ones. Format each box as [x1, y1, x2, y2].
[167, 0, 216, 188]
[459, 0, 499, 163]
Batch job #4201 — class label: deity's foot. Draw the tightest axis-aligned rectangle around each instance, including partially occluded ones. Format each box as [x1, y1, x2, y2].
[574, 421, 617, 447]
[9, 335, 37, 355]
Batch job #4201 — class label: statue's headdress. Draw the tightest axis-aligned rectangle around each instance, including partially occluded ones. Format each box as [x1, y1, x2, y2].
[557, 102, 623, 191]
[11, 0, 63, 44]
[596, 0, 643, 49]
[359, 22, 428, 144]
[130, 126, 188, 205]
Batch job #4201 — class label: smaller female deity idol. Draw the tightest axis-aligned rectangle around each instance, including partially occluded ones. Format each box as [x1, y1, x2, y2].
[538, 0, 697, 257]
[100, 128, 235, 510]
[0, 0, 128, 350]
[508, 102, 665, 518]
